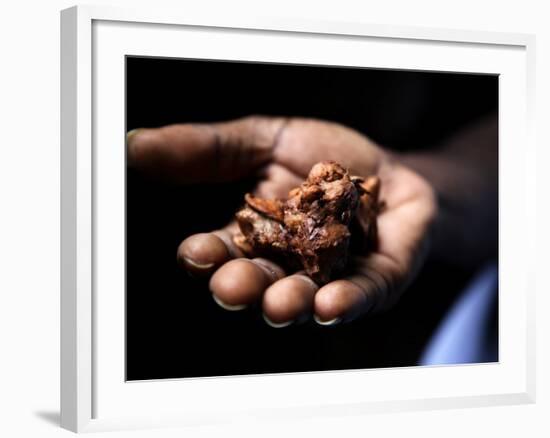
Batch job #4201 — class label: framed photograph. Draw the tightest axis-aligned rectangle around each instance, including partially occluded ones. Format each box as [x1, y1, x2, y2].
[61, 4, 536, 433]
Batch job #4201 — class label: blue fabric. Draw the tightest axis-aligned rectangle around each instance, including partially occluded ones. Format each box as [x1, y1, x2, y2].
[419, 263, 498, 366]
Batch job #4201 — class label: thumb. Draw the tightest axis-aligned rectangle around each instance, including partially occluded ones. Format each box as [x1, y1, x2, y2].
[127, 116, 289, 183]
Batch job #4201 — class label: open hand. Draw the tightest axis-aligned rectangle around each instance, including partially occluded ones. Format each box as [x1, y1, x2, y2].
[127, 116, 437, 327]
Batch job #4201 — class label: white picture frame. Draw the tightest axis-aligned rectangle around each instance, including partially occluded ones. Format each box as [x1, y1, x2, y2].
[60, 4, 536, 433]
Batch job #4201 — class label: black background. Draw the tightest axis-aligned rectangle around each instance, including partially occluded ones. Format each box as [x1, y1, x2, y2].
[126, 57, 498, 380]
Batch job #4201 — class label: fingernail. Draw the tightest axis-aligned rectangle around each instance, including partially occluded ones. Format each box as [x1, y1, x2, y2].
[313, 315, 342, 326]
[126, 128, 142, 143]
[262, 313, 294, 328]
[212, 294, 247, 311]
[183, 257, 215, 270]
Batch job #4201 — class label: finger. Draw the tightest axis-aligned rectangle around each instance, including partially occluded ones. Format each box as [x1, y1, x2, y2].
[209, 258, 285, 310]
[262, 274, 319, 328]
[314, 253, 405, 325]
[177, 221, 248, 276]
[127, 116, 289, 183]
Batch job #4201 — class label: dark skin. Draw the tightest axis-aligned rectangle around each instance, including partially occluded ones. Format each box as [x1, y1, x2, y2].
[127, 114, 497, 327]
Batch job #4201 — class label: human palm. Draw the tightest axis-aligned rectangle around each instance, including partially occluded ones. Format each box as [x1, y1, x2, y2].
[127, 116, 437, 327]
